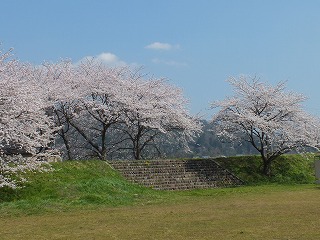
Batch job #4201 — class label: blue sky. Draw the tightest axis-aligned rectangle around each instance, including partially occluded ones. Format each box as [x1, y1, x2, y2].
[2, 0, 320, 118]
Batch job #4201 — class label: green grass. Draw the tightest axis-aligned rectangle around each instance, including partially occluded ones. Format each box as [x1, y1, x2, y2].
[0, 184, 319, 239]
[215, 153, 316, 184]
[0, 160, 163, 215]
[0, 154, 317, 216]
[0, 156, 319, 239]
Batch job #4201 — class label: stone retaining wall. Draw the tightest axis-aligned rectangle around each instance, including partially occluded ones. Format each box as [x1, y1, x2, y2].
[109, 159, 244, 190]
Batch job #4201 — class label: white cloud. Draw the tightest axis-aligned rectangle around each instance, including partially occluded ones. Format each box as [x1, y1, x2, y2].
[78, 52, 127, 67]
[152, 58, 187, 67]
[145, 42, 180, 51]
[97, 52, 119, 63]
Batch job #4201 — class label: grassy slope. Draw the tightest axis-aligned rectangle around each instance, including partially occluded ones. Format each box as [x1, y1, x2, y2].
[0, 160, 162, 215]
[0, 154, 316, 216]
[0, 156, 319, 239]
[215, 153, 316, 184]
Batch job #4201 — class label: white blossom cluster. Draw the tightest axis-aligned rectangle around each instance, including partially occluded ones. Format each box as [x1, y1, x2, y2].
[0, 155, 52, 189]
[42, 59, 202, 160]
[212, 76, 320, 175]
[0, 49, 56, 188]
[0, 49, 202, 188]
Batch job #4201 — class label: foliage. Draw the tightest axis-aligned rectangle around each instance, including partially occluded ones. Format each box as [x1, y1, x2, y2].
[0, 47, 201, 188]
[42, 60, 201, 160]
[0, 49, 57, 189]
[212, 76, 320, 176]
[214, 154, 316, 184]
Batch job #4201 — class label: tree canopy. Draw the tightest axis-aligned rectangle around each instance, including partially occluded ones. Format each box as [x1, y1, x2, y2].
[0, 48, 202, 188]
[44, 60, 202, 160]
[211, 76, 320, 175]
[0, 49, 56, 188]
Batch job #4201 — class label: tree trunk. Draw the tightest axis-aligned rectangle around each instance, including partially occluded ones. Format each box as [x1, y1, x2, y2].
[100, 124, 108, 160]
[61, 131, 72, 160]
[133, 125, 143, 160]
[261, 153, 272, 177]
[54, 108, 72, 160]
[262, 160, 272, 176]
[134, 146, 141, 160]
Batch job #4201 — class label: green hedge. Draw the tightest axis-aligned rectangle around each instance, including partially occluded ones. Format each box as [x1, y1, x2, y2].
[214, 154, 316, 184]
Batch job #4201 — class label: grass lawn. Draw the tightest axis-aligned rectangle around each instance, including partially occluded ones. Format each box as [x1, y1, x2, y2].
[1, 184, 319, 240]
[0, 157, 318, 239]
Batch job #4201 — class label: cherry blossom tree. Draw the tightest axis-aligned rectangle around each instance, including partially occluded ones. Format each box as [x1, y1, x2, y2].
[0, 49, 56, 188]
[41, 59, 201, 160]
[38, 60, 84, 160]
[118, 76, 202, 159]
[0, 46, 200, 187]
[60, 61, 134, 160]
[211, 76, 320, 176]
